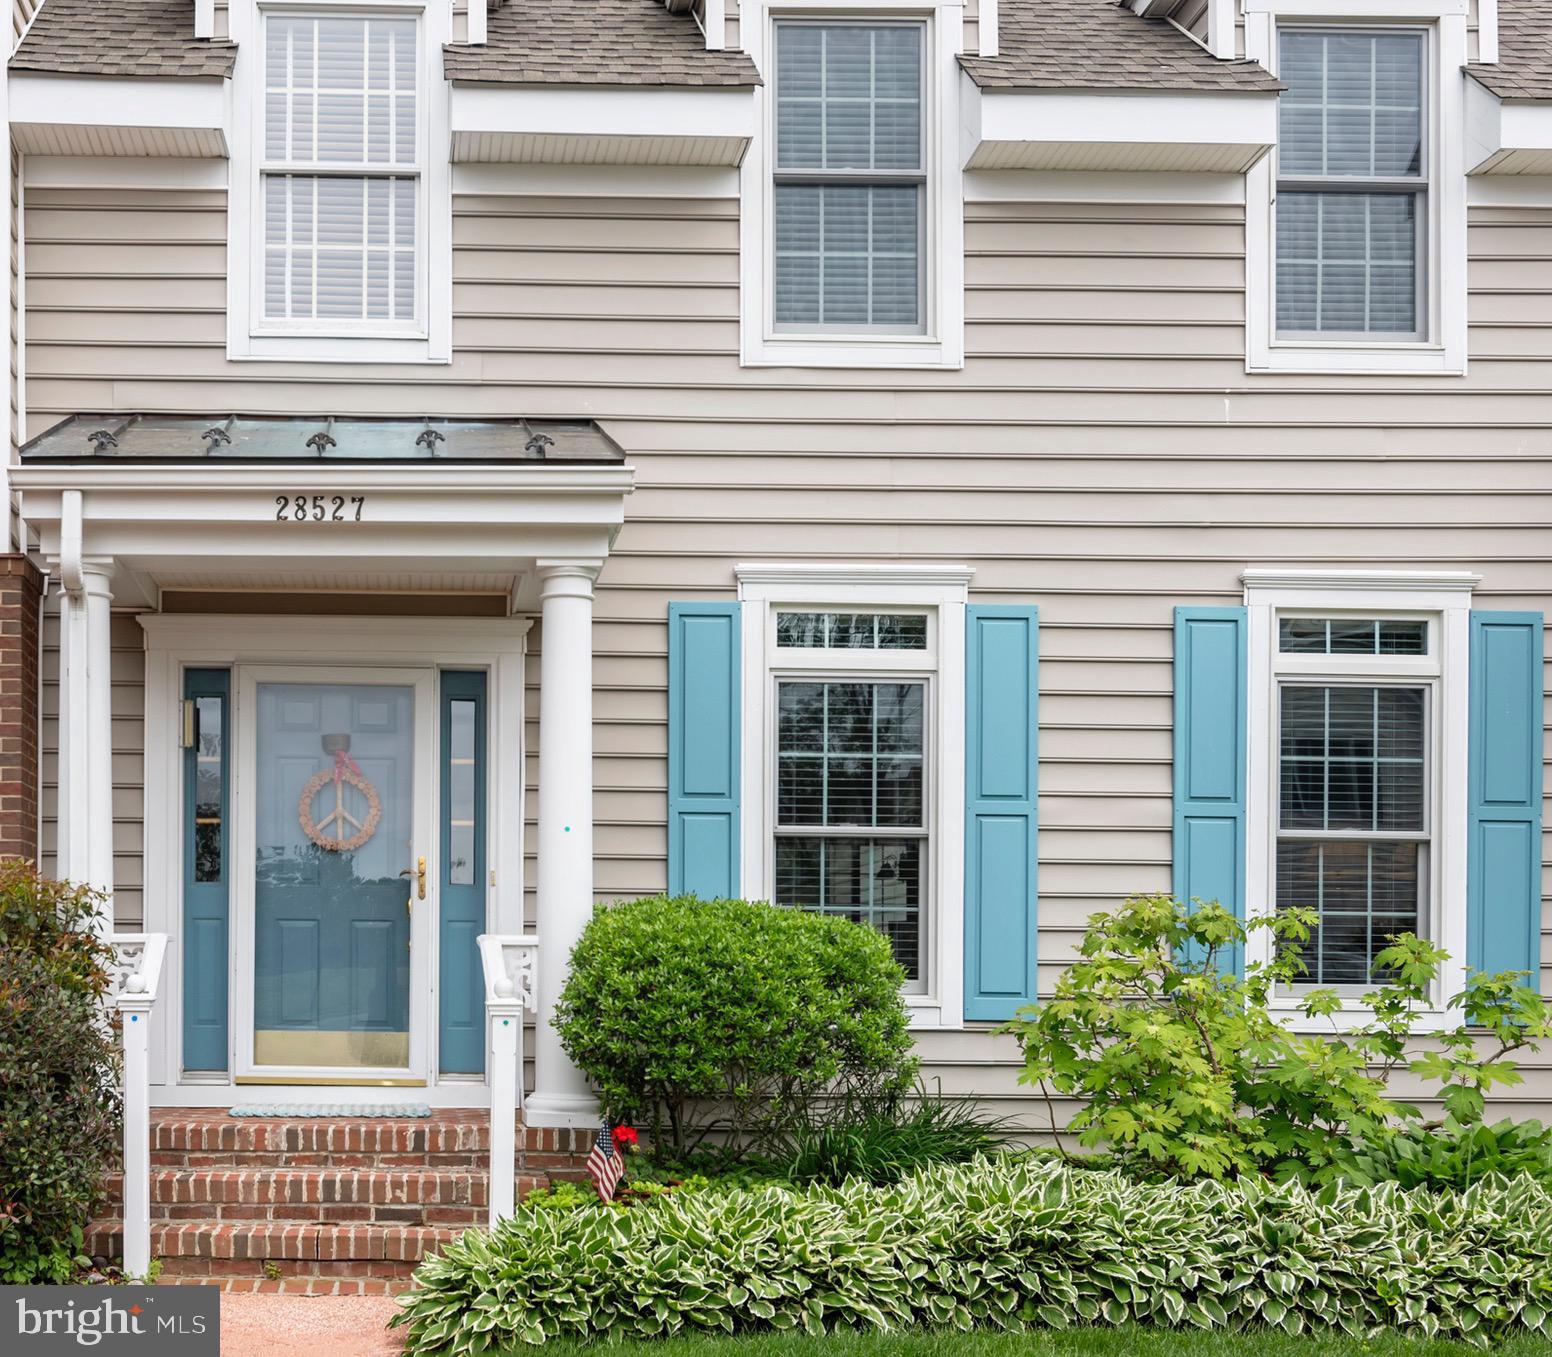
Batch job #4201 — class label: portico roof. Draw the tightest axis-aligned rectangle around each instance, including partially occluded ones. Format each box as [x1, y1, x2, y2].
[13, 414, 634, 614]
[21, 414, 625, 465]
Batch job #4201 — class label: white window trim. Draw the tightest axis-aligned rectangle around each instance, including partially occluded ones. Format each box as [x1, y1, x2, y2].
[739, 0, 965, 370]
[1242, 568, 1479, 1030]
[1244, 2, 1467, 376]
[226, 0, 453, 364]
[736, 563, 973, 1028]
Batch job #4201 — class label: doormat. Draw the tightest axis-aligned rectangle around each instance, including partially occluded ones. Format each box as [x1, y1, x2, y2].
[228, 1104, 433, 1118]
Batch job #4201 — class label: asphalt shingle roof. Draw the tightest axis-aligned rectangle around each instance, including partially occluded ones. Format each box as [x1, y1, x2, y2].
[1467, 0, 1552, 101]
[443, 0, 760, 87]
[11, 0, 235, 79]
[961, 0, 1281, 94]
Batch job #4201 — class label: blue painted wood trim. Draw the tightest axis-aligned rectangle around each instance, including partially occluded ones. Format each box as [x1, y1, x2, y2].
[1172, 607, 1248, 975]
[667, 602, 742, 900]
[182, 667, 230, 1072]
[439, 670, 487, 1074]
[964, 605, 1039, 1021]
[1468, 612, 1544, 983]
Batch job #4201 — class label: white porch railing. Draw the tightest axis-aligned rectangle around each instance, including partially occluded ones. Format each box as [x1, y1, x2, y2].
[106, 933, 169, 1279]
[477, 933, 540, 1227]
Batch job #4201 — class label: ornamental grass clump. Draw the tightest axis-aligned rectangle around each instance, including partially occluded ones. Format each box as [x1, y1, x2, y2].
[393, 1155, 1552, 1352]
[554, 895, 917, 1158]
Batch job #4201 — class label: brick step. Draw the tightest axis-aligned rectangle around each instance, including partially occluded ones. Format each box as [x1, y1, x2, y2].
[87, 1220, 461, 1267]
[144, 1110, 590, 1171]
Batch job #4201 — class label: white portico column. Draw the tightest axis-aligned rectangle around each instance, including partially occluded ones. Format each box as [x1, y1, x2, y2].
[56, 496, 115, 925]
[525, 561, 602, 1128]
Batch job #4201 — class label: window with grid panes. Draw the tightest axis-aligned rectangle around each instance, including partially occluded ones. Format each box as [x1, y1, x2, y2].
[772, 20, 926, 333]
[1275, 618, 1432, 985]
[772, 611, 929, 984]
[1275, 28, 1427, 339]
[262, 14, 419, 330]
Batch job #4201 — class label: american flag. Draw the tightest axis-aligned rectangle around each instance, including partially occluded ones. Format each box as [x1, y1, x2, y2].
[586, 1124, 625, 1203]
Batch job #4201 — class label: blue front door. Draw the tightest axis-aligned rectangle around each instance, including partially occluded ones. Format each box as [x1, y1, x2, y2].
[252, 680, 418, 1072]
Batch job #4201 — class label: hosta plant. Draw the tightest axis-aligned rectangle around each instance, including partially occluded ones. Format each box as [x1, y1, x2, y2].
[392, 1155, 1552, 1352]
[1008, 893, 1552, 1184]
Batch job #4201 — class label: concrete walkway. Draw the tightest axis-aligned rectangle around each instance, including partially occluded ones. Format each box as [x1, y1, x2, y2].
[220, 1293, 406, 1356]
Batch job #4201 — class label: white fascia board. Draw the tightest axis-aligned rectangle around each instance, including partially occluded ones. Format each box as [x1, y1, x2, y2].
[963, 84, 1277, 174]
[1465, 77, 1552, 175]
[449, 83, 754, 163]
[9, 73, 230, 156]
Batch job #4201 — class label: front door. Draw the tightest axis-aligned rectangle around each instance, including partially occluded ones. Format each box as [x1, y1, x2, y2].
[236, 667, 434, 1083]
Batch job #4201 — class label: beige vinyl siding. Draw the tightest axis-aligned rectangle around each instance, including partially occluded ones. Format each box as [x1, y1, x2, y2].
[23, 181, 1552, 1119]
[39, 601, 146, 927]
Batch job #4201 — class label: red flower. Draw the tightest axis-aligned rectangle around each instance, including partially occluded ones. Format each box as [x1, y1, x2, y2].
[613, 1125, 639, 1147]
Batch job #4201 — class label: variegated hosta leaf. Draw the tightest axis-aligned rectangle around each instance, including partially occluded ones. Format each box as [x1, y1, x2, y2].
[388, 1157, 1552, 1354]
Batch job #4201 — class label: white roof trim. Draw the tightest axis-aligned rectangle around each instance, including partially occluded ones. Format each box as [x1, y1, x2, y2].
[1466, 75, 1552, 176]
[961, 82, 1277, 174]
[9, 72, 229, 158]
[449, 84, 753, 166]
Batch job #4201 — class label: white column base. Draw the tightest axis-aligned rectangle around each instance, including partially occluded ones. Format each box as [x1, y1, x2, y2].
[523, 1090, 601, 1129]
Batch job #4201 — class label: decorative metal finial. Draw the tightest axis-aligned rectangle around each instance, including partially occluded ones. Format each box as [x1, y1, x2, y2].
[524, 432, 555, 458]
[415, 428, 446, 450]
[306, 431, 338, 452]
[87, 429, 119, 451]
[201, 426, 232, 448]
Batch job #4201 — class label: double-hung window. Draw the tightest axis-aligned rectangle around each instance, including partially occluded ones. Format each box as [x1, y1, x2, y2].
[771, 611, 932, 988]
[1276, 28, 1427, 340]
[260, 13, 420, 332]
[1273, 616, 1435, 987]
[772, 21, 926, 334]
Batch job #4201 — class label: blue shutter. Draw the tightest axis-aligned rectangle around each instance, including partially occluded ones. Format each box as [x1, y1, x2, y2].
[964, 606, 1039, 1021]
[1173, 607, 1248, 973]
[667, 602, 741, 899]
[1468, 612, 1544, 984]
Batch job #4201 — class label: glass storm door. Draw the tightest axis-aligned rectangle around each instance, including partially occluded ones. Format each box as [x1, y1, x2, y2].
[243, 670, 433, 1080]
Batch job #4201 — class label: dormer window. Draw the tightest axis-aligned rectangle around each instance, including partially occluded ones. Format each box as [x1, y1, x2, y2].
[227, 0, 451, 363]
[772, 21, 925, 334]
[739, 1, 966, 370]
[261, 15, 420, 331]
[1243, 0, 1466, 376]
[1274, 29, 1426, 341]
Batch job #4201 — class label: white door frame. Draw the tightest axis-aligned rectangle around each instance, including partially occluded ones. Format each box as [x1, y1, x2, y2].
[233, 663, 435, 1087]
[140, 613, 531, 1107]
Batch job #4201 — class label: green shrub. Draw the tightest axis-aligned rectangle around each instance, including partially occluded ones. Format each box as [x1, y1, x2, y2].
[0, 863, 121, 1283]
[554, 895, 917, 1157]
[1335, 1118, 1552, 1191]
[782, 1084, 1015, 1186]
[393, 1155, 1552, 1352]
[1008, 893, 1552, 1184]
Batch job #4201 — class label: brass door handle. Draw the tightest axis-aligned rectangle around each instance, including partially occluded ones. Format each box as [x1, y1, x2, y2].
[398, 856, 427, 905]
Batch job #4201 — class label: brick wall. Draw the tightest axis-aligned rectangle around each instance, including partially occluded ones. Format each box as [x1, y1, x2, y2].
[0, 554, 41, 861]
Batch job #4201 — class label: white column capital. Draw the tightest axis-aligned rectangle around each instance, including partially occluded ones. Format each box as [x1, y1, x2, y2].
[79, 557, 116, 598]
[536, 559, 603, 599]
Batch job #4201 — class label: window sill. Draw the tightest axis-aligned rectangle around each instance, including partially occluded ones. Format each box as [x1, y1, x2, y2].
[742, 334, 962, 371]
[1248, 339, 1463, 377]
[904, 993, 966, 1031]
[227, 333, 451, 365]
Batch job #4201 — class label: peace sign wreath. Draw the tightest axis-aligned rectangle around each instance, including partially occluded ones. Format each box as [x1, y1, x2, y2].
[298, 760, 382, 852]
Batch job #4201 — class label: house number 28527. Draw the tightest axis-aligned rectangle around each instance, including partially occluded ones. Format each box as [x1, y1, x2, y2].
[275, 495, 366, 522]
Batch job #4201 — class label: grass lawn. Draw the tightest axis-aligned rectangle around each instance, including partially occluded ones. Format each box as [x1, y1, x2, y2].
[528, 1328, 1551, 1357]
